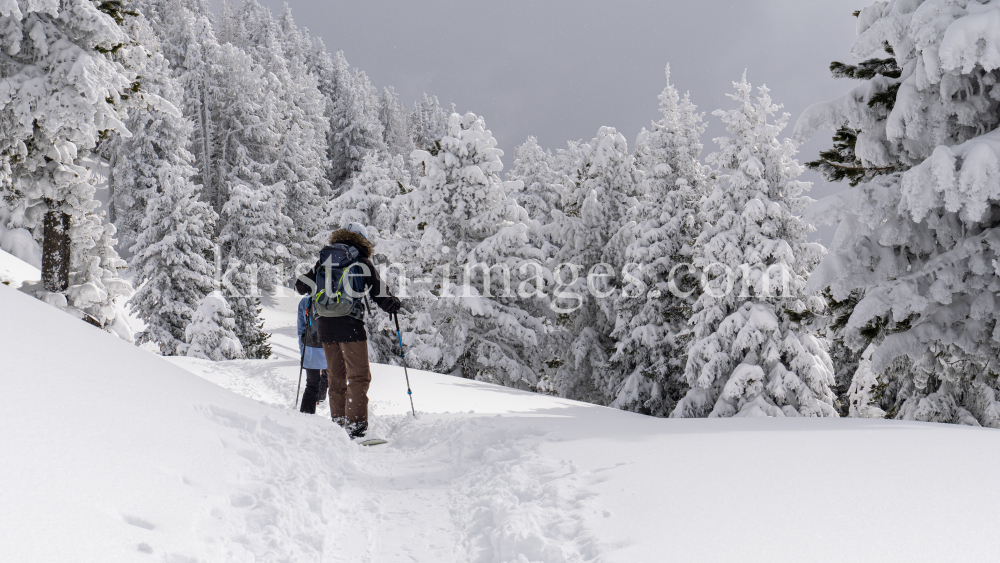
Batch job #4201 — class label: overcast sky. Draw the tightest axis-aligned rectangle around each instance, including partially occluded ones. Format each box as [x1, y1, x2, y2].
[238, 0, 867, 242]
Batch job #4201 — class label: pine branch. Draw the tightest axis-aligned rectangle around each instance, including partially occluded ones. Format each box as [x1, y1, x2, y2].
[816, 160, 896, 173]
[830, 58, 901, 80]
[868, 83, 901, 109]
[829, 42, 900, 81]
[806, 127, 897, 185]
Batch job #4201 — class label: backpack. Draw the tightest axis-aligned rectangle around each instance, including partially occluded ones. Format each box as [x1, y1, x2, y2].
[313, 243, 366, 319]
[303, 300, 322, 348]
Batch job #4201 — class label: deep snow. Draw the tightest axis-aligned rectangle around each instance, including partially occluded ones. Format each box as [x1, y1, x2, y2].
[3, 250, 1000, 561]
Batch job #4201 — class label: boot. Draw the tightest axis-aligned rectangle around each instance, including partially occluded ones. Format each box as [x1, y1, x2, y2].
[299, 387, 318, 414]
[317, 371, 328, 405]
[347, 421, 368, 439]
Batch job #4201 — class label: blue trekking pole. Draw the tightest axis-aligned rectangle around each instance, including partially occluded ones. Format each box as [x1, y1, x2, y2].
[294, 341, 305, 409]
[393, 313, 416, 418]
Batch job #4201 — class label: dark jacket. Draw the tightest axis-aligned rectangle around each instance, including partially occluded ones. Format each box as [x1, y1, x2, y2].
[295, 229, 397, 343]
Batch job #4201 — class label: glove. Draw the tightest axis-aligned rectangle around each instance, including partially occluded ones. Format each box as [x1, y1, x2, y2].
[385, 296, 402, 315]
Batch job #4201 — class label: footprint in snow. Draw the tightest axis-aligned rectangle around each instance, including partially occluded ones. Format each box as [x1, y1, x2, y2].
[122, 514, 156, 530]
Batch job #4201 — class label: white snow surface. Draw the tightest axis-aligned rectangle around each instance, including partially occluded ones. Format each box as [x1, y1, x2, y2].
[0, 248, 39, 288]
[4, 284, 1000, 562]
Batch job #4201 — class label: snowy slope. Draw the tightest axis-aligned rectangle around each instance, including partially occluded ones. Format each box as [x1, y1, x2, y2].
[4, 283, 1000, 562]
[0, 248, 39, 288]
[0, 285, 363, 562]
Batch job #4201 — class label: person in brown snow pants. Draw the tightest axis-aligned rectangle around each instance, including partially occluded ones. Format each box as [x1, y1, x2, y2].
[295, 223, 401, 438]
[323, 341, 372, 429]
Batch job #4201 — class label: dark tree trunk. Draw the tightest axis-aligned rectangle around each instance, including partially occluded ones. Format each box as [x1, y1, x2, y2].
[107, 150, 117, 224]
[42, 205, 71, 293]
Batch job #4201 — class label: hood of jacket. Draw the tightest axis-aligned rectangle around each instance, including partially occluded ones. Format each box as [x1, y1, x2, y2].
[328, 229, 373, 259]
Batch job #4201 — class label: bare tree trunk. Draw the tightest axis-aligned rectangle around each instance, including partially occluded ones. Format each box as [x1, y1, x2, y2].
[42, 203, 71, 293]
[196, 79, 214, 216]
[107, 149, 117, 225]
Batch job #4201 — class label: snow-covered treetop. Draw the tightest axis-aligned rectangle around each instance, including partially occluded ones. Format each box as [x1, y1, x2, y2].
[410, 112, 508, 240]
[709, 75, 811, 218]
[328, 152, 411, 234]
[505, 136, 570, 223]
[576, 127, 644, 225]
[698, 74, 821, 310]
[634, 65, 708, 196]
[411, 94, 452, 152]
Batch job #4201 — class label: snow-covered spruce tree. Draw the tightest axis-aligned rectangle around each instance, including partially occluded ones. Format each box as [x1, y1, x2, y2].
[122, 18, 217, 355]
[0, 0, 146, 334]
[222, 0, 330, 264]
[324, 50, 386, 193]
[410, 94, 452, 152]
[542, 127, 645, 403]
[504, 137, 571, 224]
[379, 86, 415, 158]
[671, 75, 835, 419]
[213, 42, 287, 358]
[607, 67, 710, 416]
[151, 4, 286, 357]
[128, 140, 217, 355]
[185, 290, 244, 361]
[219, 180, 287, 359]
[327, 153, 411, 235]
[500, 137, 566, 386]
[792, 12, 912, 411]
[408, 112, 547, 388]
[460, 192, 553, 388]
[129, 166, 217, 355]
[796, 1, 1000, 426]
[105, 11, 185, 255]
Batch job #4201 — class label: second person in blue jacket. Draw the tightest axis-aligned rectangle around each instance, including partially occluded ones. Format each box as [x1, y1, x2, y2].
[297, 295, 328, 414]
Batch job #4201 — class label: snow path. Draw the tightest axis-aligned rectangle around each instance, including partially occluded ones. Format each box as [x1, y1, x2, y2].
[167, 354, 607, 562]
[169, 290, 607, 562]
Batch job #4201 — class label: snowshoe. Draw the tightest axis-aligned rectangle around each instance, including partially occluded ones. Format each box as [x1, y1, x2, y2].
[357, 438, 388, 447]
